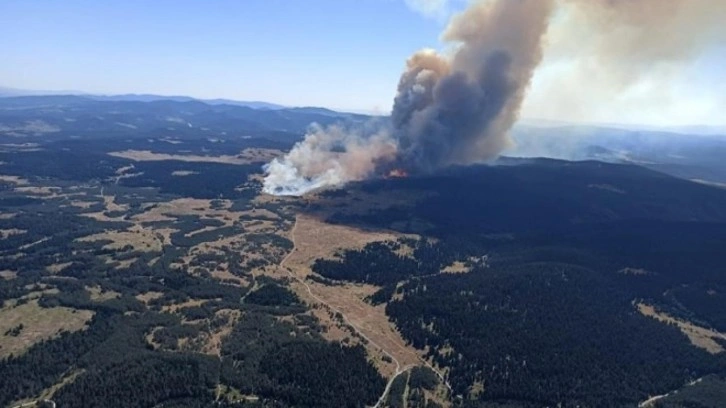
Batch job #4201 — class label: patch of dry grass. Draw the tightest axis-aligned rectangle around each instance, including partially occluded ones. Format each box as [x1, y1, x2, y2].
[0, 228, 26, 238]
[637, 302, 726, 354]
[280, 215, 424, 377]
[108, 149, 280, 165]
[442, 261, 470, 274]
[284, 215, 402, 267]
[0, 270, 17, 280]
[136, 291, 164, 304]
[0, 299, 93, 358]
[78, 224, 165, 252]
[0, 175, 30, 185]
[46, 262, 73, 274]
[171, 170, 199, 176]
[86, 285, 121, 302]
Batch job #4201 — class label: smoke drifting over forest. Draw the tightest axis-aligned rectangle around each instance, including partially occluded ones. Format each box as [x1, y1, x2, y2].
[263, 0, 726, 196]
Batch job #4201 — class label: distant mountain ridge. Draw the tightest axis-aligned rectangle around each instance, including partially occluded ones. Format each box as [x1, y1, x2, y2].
[0, 86, 287, 110]
[0, 93, 371, 145]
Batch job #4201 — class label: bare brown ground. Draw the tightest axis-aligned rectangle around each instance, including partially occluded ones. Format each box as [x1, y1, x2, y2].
[198, 309, 241, 356]
[46, 262, 72, 274]
[102, 193, 128, 213]
[108, 148, 282, 165]
[280, 214, 423, 378]
[237, 148, 284, 162]
[209, 267, 247, 286]
[162, 299, 209, 313]
[284, 214, 401, 265]
[637, 302, 726, 353]
[132, 198, 240, 227]
[0, 299, 94, 358]
[442, 261, 471, 274]
[0, 175, 30, 185]
[85, 285, 121, 302]
[171, 170, 199, 176]
[136, 291, 164, 304]
[0, 228, 26, 238]
[69, 200, 96, 209]
[0, 270, 17, 280]
[78, 224, 165, 252]
[15, 186, 62, 196]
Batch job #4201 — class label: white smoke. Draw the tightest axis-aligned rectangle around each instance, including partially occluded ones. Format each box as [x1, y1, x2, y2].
[262, 124, 397, 195]
[262, 0, 726, 196]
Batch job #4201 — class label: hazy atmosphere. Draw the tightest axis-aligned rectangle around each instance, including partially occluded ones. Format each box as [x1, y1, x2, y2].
[2, 0, 724, 126]
[3, 2, 726, 408]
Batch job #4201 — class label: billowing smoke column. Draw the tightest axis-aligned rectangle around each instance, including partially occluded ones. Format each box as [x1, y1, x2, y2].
[263, 0, 726, 196]
[264, 0, 554, 195]
[391, 0, 554, 172]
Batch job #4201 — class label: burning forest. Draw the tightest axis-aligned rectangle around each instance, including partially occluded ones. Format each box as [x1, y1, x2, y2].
[262, 0, 726, 196]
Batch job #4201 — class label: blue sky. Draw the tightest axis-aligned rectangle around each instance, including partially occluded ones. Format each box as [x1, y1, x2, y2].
[1, 0, 448, 112]
[1, 0, 724, 126]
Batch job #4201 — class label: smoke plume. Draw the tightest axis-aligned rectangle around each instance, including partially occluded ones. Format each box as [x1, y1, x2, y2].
[263, 0, 725, 196]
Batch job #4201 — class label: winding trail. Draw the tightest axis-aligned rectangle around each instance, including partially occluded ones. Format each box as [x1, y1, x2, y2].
[279, 215, 451, 407]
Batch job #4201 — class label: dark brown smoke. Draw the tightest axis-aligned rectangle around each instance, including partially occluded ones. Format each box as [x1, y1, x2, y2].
[392, 0, 555, 172]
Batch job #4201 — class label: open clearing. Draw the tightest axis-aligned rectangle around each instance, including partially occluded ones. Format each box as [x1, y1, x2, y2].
[108, 147, 282, 165]
[0, 299, 94, 358]
[283, 214, 401, 265]
[279, 214, 423, 378]
[637, 302, 726, 353]
[78, 224, 165, 252]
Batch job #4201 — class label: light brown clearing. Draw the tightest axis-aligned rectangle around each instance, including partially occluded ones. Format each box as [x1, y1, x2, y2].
[197, 309, 241, 356]
[280, 214, 423, 378]
[284, 214, 401, 266]
[442, 261, 470, 274]
[136, 291, 164, 304]
[46, 262, 73, 274]
[0, 270, 17, 280]
[210, 267, 246, 286]
[637, 302, 726, 353]
[132, 198, 240, 227]
[81, 212, 124, 222]
[102, 193, 128, 213]
[0, 299, 94, 358]
[162, 298, 208, 313]
[237, 148, 283, 162]
[239, 208, 280, 220]
[171, 170, 199, 176]
[0, 175, 30, 185]
[619, 267, 651, 276]
[78, 224, 164, 252]
[70, 200, 96, 209]
[15, 186, 62, 196]
[108, 149, 278, 165]
[0, 228, 26, 238]
[86, 285, 121, 302]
